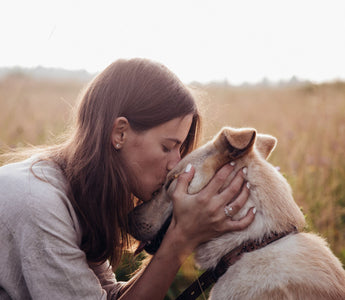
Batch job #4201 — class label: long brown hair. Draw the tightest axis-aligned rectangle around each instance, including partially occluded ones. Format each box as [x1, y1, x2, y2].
[47, 58, 201, 267]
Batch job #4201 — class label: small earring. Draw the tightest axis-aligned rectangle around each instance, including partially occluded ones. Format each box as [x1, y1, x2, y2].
[115, 143, 120, 149]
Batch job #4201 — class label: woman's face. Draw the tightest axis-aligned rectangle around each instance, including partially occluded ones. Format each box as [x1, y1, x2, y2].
[120, 114, 193, 202]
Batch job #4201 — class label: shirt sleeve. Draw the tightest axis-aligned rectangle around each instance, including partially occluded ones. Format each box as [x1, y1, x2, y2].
[89, 261, 126, 299]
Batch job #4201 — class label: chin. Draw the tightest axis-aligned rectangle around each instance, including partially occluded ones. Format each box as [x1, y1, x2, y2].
[135, 185, 159, 203]
[134, 191, 151, 203]
[140, 195, 151, 203]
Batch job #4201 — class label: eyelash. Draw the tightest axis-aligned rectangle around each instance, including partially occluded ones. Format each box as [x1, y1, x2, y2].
[162, 145, 171, 153]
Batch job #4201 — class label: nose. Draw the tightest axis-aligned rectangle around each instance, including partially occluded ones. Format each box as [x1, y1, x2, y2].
[166, 151, 181, 171]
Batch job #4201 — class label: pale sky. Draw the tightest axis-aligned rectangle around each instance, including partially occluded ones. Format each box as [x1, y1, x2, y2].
[1, 0, 345, 84]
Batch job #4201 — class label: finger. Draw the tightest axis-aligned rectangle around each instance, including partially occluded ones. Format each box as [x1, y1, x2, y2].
[201, 163, 235, 196]
[225, 207, 256, 231]
[224, 181, 250, 215]
[218, 167, 247, 205]
[173, 163, 195, 197]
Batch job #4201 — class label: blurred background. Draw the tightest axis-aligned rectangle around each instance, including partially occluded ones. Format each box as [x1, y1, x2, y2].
[1, 0, 345, 299]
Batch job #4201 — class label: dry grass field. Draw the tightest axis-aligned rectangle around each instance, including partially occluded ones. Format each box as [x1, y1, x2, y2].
[0, 74, 82, 149]
[1, 73, 344, 298]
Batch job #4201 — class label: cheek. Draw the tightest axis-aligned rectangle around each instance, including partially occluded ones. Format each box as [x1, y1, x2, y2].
[143, 156, 167, 177]
[136, 150, 167, 177]
[125, 137, 168, 183]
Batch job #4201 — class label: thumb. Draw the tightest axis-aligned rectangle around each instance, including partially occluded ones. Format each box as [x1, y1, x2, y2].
[173, 163, 195, 196]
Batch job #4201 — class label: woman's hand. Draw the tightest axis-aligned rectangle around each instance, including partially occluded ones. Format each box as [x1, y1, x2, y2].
[119, 163, 255, 300]
[167, 162, 255, 254]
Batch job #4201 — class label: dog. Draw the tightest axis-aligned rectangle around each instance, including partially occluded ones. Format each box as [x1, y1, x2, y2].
[129, 127, 345, 299]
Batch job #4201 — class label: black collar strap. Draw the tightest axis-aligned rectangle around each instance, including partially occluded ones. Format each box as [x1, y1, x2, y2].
[176, 228, 298, 300]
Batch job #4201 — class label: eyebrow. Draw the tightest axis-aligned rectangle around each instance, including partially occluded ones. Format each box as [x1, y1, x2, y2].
[164, 138, 182, 145]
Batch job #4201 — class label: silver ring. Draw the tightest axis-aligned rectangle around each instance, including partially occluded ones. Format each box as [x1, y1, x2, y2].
[224, 206, 233, 218]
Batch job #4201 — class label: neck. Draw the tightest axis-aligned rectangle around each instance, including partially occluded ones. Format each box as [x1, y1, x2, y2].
[177, 228, 298, 300]
[195, 182, 306, 269]
[195, 221, 298, 269]
[213, 227, 298, 278]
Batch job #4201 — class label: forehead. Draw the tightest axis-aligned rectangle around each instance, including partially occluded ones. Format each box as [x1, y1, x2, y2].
[149, 115, 193, 140]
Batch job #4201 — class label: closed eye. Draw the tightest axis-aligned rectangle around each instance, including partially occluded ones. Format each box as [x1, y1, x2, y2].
[162, 145, 171, 153]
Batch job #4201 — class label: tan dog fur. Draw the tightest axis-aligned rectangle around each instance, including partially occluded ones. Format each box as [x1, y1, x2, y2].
[129, 127, 345, 299]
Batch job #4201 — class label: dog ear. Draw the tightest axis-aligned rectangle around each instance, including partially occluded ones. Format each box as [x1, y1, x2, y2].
[215, 127, 256, 159]
[255, 134, 277, 159]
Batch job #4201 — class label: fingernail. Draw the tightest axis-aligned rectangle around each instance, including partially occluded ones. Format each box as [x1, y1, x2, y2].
[253, 207, 257, 214]
[243, 167, 248, 175]
[246, 182, 251, 189]
[185, 163, 192, 173]
[230, 161, 236, 166]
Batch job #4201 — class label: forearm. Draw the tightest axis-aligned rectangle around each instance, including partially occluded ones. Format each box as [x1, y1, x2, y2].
[118, 226, 191, 300]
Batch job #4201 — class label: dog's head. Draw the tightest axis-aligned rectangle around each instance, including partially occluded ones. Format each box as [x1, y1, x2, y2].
[128, 127, 305, 255]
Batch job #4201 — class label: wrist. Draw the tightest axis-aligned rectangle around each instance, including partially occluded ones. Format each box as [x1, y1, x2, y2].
[157, 221, 194, 263]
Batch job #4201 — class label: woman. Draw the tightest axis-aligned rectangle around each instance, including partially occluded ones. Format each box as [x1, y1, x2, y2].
[0, 58, 255, 299]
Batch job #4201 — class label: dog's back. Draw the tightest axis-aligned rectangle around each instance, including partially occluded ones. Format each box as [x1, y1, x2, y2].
[205, 232, 345, 299]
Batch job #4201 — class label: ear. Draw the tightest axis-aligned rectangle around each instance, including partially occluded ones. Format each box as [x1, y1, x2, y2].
[255, 134, 277, 159]
[111, 117, 130, 150]
[214, 127, 256, 159]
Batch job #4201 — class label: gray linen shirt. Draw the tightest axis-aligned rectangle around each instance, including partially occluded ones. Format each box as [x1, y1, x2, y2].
[0, 157, 124, 299]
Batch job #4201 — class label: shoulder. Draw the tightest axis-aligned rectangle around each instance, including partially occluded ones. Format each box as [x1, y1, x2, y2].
[0, 158, 125, 299]
[0, 157, 82, 247]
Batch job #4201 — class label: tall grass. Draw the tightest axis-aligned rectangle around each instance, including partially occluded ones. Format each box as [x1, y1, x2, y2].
[1, 74, 344, 298]
[193, 82, 345, 263]
[0, 74, 83, 150]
